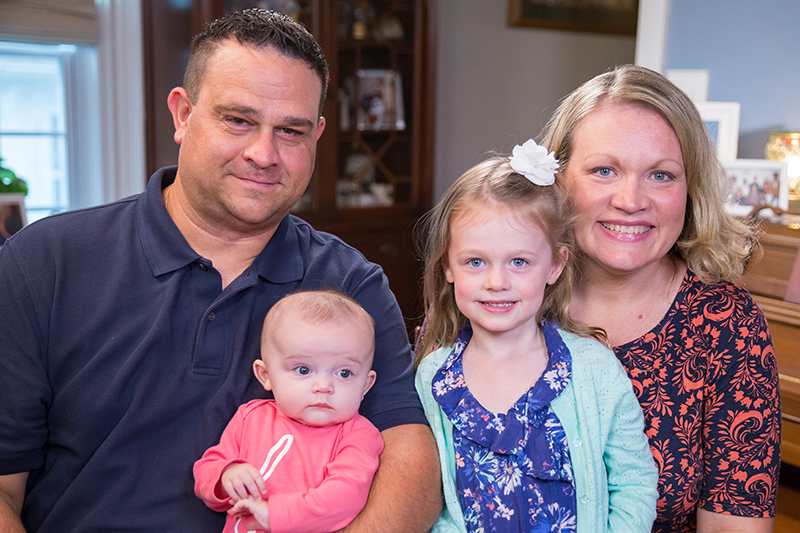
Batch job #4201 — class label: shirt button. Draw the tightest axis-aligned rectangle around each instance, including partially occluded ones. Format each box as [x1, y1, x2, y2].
[207, 312, 216, 322]
[198, 263, 208, 271]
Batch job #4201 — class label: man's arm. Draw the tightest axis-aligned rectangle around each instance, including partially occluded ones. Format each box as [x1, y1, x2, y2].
[0, 472, 28, 533]
[340, 423, 442, 533]
[696, 509, 773, 533]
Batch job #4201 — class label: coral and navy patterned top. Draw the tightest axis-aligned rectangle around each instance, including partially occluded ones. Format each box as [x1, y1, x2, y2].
[613, 270, 780, 533]
[432, 322, 577, 533]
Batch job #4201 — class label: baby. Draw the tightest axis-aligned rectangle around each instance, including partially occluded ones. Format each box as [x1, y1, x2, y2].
[194, 290, 384, 533]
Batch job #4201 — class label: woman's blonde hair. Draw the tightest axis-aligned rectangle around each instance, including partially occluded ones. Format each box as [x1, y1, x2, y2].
[415, 156, 605, 364]
[539, 64, 759, 284]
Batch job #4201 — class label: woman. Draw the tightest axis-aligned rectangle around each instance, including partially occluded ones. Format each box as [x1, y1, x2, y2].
[539, 65, 780, 532]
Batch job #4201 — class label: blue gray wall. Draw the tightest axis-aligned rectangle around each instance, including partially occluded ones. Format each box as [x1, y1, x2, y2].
[664, 0, 800, 158]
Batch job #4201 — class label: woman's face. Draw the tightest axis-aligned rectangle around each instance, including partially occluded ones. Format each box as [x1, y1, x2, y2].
[565, 102, 687, 277]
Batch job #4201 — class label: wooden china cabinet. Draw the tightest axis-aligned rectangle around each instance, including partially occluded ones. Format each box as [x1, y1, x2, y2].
[142, 0, 436, 335]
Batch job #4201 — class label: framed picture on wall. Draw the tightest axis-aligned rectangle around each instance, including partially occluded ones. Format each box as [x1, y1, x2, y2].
[508, 0, 639, 35]
[697, 101, 740, 161]
[723, 159, 788, 216]
[0, 193, 26, 247]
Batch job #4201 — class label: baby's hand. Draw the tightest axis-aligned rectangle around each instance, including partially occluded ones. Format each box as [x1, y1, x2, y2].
[229, 498, 270, 532]
[220, 463, 266, 503]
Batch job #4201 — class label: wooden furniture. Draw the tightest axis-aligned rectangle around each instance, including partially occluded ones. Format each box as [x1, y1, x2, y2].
[737, 220, 800, 467]
[142, 0, 435, 337]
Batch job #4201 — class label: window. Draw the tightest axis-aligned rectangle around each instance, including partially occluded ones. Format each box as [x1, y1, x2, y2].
[0, 41, 101, 223]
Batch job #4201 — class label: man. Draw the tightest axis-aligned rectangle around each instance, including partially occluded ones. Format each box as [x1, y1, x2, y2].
[0, 9, 441, 532]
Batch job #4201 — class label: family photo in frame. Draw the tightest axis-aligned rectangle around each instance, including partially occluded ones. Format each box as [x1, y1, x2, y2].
[723, 159, 788, 216]
[356, 69, 406, 132]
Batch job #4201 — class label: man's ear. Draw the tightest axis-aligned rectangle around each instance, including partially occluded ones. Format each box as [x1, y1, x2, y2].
[253, 359, 272, 391]
[316, 116, 326, 141]
[167, 87, 193, 146]
[362, 370, 377, 399]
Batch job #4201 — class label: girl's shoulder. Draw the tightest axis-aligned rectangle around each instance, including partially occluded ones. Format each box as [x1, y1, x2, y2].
[556, 327, 627, 380]
[416, 345, 452, 382]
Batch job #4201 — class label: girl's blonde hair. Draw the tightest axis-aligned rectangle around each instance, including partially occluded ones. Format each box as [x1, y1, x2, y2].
[415, 157, 605, 365]
[539, 64, 759, 284]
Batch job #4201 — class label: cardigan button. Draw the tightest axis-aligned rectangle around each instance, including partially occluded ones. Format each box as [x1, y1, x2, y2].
[581, 496, 590, 504]
[573, 438, 582, 447]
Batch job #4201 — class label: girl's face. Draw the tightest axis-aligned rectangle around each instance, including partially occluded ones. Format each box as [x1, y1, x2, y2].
[444, 204, 567, 339]
[565, 102, 687, 278]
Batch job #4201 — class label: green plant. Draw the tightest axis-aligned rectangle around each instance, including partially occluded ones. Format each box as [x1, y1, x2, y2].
[0, 157, 29, 195]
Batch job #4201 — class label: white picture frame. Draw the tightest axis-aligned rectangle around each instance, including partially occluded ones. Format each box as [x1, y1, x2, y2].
[697, 101, 740, 161]
[356, 69, 405, 131]
[723, 159, 788, 216]
[0, 193, 27, 246]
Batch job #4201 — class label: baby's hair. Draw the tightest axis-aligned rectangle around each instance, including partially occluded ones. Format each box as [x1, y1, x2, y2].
[262, 289, 376, 358]
[415, 156, 606, 365]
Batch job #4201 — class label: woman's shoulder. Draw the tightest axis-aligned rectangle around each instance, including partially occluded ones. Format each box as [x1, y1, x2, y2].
[682, 270, 764, 317]
[685, 269, 757, 300]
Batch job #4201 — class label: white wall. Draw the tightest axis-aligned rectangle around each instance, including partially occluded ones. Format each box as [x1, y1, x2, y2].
[433, 0, 636, 200]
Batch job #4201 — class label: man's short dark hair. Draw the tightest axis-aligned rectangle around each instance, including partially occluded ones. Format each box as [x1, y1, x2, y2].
[184, 8, 329, 115]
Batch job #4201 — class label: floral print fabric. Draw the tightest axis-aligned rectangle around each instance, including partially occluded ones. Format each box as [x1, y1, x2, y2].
[431, 322, 577, 532]
[614, 270, 780, 533]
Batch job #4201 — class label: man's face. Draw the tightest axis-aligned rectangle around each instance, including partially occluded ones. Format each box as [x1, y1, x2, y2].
[169, 40, 325, 236]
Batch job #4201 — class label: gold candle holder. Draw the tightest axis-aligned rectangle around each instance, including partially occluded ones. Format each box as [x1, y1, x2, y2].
[766, 131, 800, 212]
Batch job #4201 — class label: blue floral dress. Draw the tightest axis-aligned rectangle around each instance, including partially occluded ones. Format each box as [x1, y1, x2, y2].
[431, 322, 577, 533]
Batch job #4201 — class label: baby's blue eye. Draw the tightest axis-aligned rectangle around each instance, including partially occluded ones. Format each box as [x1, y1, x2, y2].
[337, 369, 352, 378]
[295, 366, 310, 375]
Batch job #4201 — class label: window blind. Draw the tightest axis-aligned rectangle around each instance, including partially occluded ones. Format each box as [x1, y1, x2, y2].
[0, 0, 98, 45]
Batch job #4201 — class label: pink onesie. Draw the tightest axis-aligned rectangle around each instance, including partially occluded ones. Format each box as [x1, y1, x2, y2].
[194, 399, 384, 533]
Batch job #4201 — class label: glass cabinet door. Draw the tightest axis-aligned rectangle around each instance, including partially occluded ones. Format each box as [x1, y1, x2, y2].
[221, 0, 424, 218]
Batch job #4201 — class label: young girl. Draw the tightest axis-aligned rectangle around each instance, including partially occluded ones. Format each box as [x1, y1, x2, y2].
[415, 140, 658, 533]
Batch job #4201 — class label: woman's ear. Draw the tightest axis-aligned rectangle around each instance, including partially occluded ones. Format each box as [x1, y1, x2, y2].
[253, 358, 272, 391]
[547, 246, 569, 285]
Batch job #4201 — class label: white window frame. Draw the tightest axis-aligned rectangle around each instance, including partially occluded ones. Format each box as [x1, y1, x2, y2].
[0, 0, 145, 217]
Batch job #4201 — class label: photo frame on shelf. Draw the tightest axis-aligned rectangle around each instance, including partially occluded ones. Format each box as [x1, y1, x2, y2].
[0, 193, 26, 246]
[507, 0, 639, 35]
[697, 101, 740, 161]
[723, 159, 788, 216]
[356, 69, 405, 131]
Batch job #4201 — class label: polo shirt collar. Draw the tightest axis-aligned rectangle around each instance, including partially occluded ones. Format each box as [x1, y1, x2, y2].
[252, 215, 305, 284]
[138, 166, 304, 284]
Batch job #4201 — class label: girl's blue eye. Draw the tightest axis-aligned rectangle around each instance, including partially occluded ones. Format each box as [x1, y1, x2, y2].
[337, 369, 352, 379]
[511, 258, 527, 267]
[295, 366, 310, 375]
[468, 259, 484, 267]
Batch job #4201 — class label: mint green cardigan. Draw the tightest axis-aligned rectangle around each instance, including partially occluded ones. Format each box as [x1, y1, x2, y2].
[415, 328, 658, 533]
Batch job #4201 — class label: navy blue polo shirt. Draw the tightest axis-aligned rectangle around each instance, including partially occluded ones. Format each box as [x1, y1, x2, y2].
[0, 166, 425, 532]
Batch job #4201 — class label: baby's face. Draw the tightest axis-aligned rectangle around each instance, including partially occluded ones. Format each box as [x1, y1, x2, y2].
[257, 317, 376, 427]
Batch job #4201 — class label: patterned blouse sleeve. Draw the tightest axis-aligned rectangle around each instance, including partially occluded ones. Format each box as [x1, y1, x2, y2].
[687, 281, 780, 517]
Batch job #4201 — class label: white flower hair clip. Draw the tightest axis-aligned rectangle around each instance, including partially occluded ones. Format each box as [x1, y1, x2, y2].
[509, 139, 559, 186]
